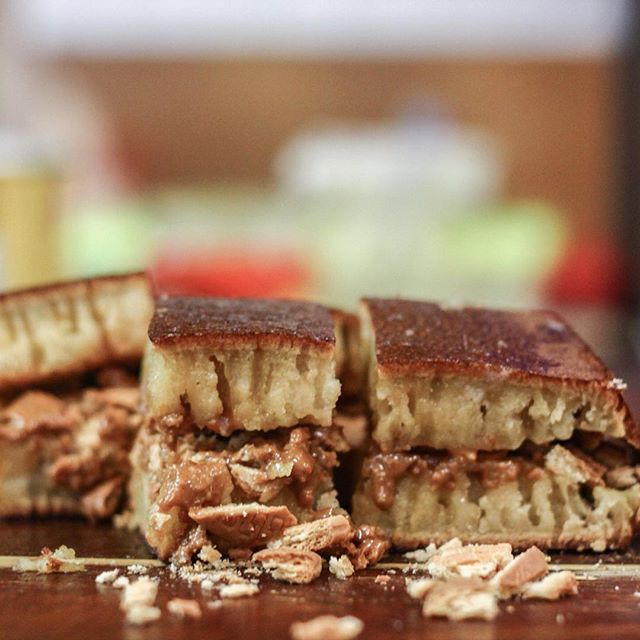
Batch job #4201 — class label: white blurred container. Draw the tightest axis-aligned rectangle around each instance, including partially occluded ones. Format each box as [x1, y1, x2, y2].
[274, 116, 504, 307]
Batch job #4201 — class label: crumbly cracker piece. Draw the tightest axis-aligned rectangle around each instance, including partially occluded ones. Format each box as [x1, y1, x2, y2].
[127, 564, 149, 575]
[405, 578, 434, 600]
[404, 543, 438, 564]
[329, 555, 354, 580]
[12, 545, 85, 574]
[427, 542, 513, 580]
[522, 571, 578, 600]
[113, 576, 131, 589]
[269, 515, 353, 553]
[199, 544, 222, 564]
[422, 577, 498, 621]
[544, 445, 605, 486]
[253, 547, 322, 584]
[290, 615, 364, 640]
[167, 598, 202, 619]
[491, 546, 548, 597]
[95, 569, 119, 584]
[121, 577, 158, 609]
[189, 503, 297, 548]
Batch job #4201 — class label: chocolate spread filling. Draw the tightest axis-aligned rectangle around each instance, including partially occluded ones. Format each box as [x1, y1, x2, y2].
[154, 426, 349, 528]
[0, 368, 141, 517]
[363, 449, 546, 511]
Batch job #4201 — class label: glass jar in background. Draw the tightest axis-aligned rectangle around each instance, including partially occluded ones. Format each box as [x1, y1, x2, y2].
[0, 132, 60, 290]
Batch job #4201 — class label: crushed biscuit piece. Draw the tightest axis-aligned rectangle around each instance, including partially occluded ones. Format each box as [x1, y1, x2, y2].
[290, 615, 364, 640]
[545, 445, 605, 486]
[491, 546, 548, 597]
[121, 577, 158, 609]
[167, 598, 202, 619]
[427, 542, 512, 580]
[374, 575, 391, 585]
[121, 578, 160, 626]
[13, 545, 85, 573]
[329, 555, 354, 580]
[270, 515, 353, 553]
[95, 569, 119, 584]
[199, 544, 222, 564]
[422, 577, 497, 621]
[405, 578, 434, 600]
[219, 583, 260, 598]
[127, 564, 149, 575]
[522, 571, 578, 600]
[404, 543, 438, 564]
[253, 547, 322, 584]
[201, 578, 215, 591]
[189, 503, 297, 548]
[112, 576, 131, 589]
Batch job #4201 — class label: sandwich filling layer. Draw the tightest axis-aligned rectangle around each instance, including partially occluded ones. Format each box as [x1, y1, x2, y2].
[352, 441, 640, 551]
[0, 377, 142, 518]
[129, 422, 349, 561]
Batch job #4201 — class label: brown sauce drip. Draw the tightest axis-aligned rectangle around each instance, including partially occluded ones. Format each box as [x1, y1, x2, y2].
[363, 449, 543, 511]
[158, 456, 232, 511]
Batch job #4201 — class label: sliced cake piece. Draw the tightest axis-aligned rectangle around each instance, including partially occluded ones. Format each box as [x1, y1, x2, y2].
[128, 421, 348, 561]
[143, 297, 341, 434]
[0, 272, 154, 518]
[0, 272, 154, 389]
[352, 441, 640, 551]
[360, 298, 636, 452]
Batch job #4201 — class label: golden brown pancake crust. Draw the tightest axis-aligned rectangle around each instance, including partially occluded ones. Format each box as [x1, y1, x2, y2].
[0, 271, 149, 302]
[149, 297, 335, 350]
[363, 298, 610, 382]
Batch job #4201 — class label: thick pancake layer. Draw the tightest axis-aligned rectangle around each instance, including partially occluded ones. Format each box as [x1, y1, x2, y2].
[360, 298, 636, 451]
[144, 297, 341, 432]
[0, 272, 154, 389]
[352, 444, 640, 551]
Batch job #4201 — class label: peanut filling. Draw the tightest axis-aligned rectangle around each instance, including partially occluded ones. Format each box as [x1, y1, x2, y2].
[361, 436, 624, 511]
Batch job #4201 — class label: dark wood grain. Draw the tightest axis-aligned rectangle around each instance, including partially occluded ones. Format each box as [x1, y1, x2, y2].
[2, 520, 640, 640]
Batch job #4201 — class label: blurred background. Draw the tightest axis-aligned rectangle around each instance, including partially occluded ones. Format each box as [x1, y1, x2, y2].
[1, 0, 639, 368]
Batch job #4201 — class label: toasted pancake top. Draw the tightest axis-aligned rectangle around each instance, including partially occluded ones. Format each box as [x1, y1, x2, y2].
[363, 298, 613, 383]
[0, 271, 149, 302]
[148, 297, 336, 350]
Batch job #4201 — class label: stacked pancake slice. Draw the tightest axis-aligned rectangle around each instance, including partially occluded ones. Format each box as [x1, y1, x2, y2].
[0, 273, 154, 518]
[351, 298, 640, 551]
[129, 297, 349, 561]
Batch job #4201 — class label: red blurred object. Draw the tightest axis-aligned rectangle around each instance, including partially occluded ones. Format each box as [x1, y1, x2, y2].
[152, 246, 312, 298]
[542, 237, 630, 306]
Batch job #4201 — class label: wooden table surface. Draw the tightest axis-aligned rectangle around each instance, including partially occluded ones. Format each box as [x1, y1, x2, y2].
[3, 519, 640, 640]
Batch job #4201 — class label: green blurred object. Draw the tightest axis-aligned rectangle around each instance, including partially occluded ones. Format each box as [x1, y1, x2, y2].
[57, 200, 155, 277]
[441, 201, 568, 279]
